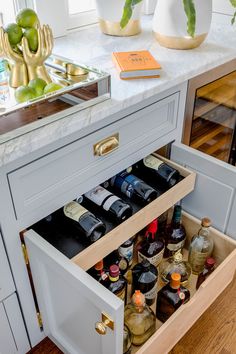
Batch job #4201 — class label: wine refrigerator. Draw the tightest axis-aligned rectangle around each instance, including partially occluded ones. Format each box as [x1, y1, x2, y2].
[182, 59, 236, 166]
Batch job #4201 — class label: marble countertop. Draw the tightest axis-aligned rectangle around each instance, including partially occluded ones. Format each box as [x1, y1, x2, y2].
[1, 15, 236, 167]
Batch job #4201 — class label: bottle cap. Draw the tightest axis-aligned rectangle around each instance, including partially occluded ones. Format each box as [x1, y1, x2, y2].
[132, 290, 145, 307]
[94, 260, 103, 271]
[170, 272, 181, 288]
[145, 219, 158, 235]
[109, 264, 119, 278]
[173, 205, 182, 221]
[201, 217, 211, 227]
[205, 257, 215, 267]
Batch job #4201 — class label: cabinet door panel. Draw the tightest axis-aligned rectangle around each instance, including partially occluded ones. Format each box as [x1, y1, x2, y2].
[171, 142, 236, 238]
[24, 230, 123, 354]
[0, 303, 16, 354]
[0, 233, 15, 301]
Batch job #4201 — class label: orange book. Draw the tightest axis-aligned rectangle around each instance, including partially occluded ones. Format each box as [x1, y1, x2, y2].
[112, 50, 161, 80]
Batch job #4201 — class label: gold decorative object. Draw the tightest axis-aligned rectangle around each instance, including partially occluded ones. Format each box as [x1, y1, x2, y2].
[154, 32, 208, 50]
[0, 28, 28, 87]
[99, 19, 141, 36]
[22, 25, 53, 83]
[0, 24, 53, 88]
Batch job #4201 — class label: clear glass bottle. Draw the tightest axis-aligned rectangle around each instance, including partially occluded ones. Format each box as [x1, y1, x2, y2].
[132, 259, 158, 306]
[188, 217, 214, 274]
[164, 205, 186, 258]
[160, 251, 192, 286]
[123, 325, 132, 354]
[196, 257, 215, 289]
[138, 219, 165, 267]
[124, 290, 156, 346]
[156, 272, 190, 323]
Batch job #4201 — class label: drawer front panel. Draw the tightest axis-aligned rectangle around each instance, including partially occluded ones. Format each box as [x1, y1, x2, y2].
[0, 302, 17, 354]
[8, 92, 179, 220]
[0, 233, 15, 301]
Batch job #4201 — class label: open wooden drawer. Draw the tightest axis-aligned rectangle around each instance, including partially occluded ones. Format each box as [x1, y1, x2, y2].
[22, 156, 236, 354]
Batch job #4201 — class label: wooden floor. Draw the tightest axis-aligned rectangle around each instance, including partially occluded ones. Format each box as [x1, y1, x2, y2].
[28, 274, 236, 354]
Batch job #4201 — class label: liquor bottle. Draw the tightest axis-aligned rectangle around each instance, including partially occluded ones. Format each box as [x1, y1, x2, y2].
[135, 154, 180, 188]
[163, 205, 186, 258]
[196, 257, 215, 289]
[104, 250, 129, 275]
[84, 185, 133, 223]
[109, 170, 158, 204]
[160, 251, 192, 286]
[118, 237, 135, 267]
[63, 200, 106, 243]
[88, 260, 109, 285]
[105, 264, 127, 302]
[156, 272, 190, 322]
[124, 290, 156, 346]
[188, 217, 214, 274]
[123, 325, 132, 354]
[132, 259, 158, 306]
[138, 219, 165, 267]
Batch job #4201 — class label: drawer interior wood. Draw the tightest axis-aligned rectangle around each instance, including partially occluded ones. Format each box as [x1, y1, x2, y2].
[30, 155, 196, 271]
[132, 212, 236, 354]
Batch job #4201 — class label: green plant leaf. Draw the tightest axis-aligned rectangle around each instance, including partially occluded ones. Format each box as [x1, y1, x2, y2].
[231, 10, 236, 24]
[229, 0, 236, 8]
[182, 0, 196, 37]
[120, 0, 133, 29]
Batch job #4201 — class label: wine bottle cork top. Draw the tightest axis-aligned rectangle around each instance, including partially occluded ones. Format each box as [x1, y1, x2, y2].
[132, 290, 145, 307]
[109, 264, 119, 277]
[170, 272, 181, 288]
[206, 257, 215, 267]
[201, 217, 211, 227]
[94, 260, 103, 271]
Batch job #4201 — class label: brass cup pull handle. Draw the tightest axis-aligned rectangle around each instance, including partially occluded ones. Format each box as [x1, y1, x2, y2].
[94, 133, 119, 157]
[95, 313, 114, 335]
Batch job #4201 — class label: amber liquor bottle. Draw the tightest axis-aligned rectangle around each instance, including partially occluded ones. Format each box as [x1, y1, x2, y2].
[132, 259, 158, 306]
[138, 219, 165, 267]
[156, 272, 190, 322]
[196, 257, 215, 289]
[89, 260, 108, 285]
[105, 264, 127, 302]
[164, 205, 186, 258]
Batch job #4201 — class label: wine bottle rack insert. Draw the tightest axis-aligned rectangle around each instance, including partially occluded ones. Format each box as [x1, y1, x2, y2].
[0, 54, 110, 141]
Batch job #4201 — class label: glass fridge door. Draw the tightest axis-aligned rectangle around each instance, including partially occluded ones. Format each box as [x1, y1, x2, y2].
[189, 71, 236, 164]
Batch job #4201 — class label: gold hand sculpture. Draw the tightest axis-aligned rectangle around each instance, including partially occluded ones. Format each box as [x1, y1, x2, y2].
[22, 24, 53, 83]
[0, 27, 28, 88]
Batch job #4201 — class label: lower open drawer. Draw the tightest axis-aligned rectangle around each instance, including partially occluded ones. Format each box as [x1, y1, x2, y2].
[24, 211, 236, 354]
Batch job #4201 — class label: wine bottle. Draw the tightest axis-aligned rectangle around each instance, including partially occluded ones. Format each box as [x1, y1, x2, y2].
[63, 200, 106, 243]
[118, 237, 135, 267]
[132, 259, 158, 306]
[104, 250, 129, 275]
[109, 170, 158, 204]
[163, 205, 186, 258]
[156, 272, 190, 322]
[105, 264, 127, 302]
[196, 257, 215, 289]
[84, 185, 133, 223]
[136, 154, 180, 188]
[138, 219, 165, 267]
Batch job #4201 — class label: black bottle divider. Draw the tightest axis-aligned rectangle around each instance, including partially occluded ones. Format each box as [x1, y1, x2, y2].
[31, 166, 183, 260]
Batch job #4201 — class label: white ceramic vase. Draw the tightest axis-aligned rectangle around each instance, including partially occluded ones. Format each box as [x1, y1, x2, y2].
[95, 0, 143, 36]
[153, 0, 212, 49]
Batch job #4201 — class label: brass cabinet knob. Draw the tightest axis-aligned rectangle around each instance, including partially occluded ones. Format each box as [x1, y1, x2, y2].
[95, 313, 114, 335]
[93, 133, 119, 157]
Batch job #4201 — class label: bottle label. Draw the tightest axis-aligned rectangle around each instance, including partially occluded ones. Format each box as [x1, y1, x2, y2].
[167, 239, 185, 252]
[103, 195, 120, 211]
[111, 174, 134, 198]
[143, 155, 163, 170]
[0, 80, 9, 104]
[64, 201, 87, 221]
[138, 248, 164, 267]
[118, 244, 134, 266]
[143, 284, 157, 300]
[189, 251, 209, 273]
[85, 186, 112, 206]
